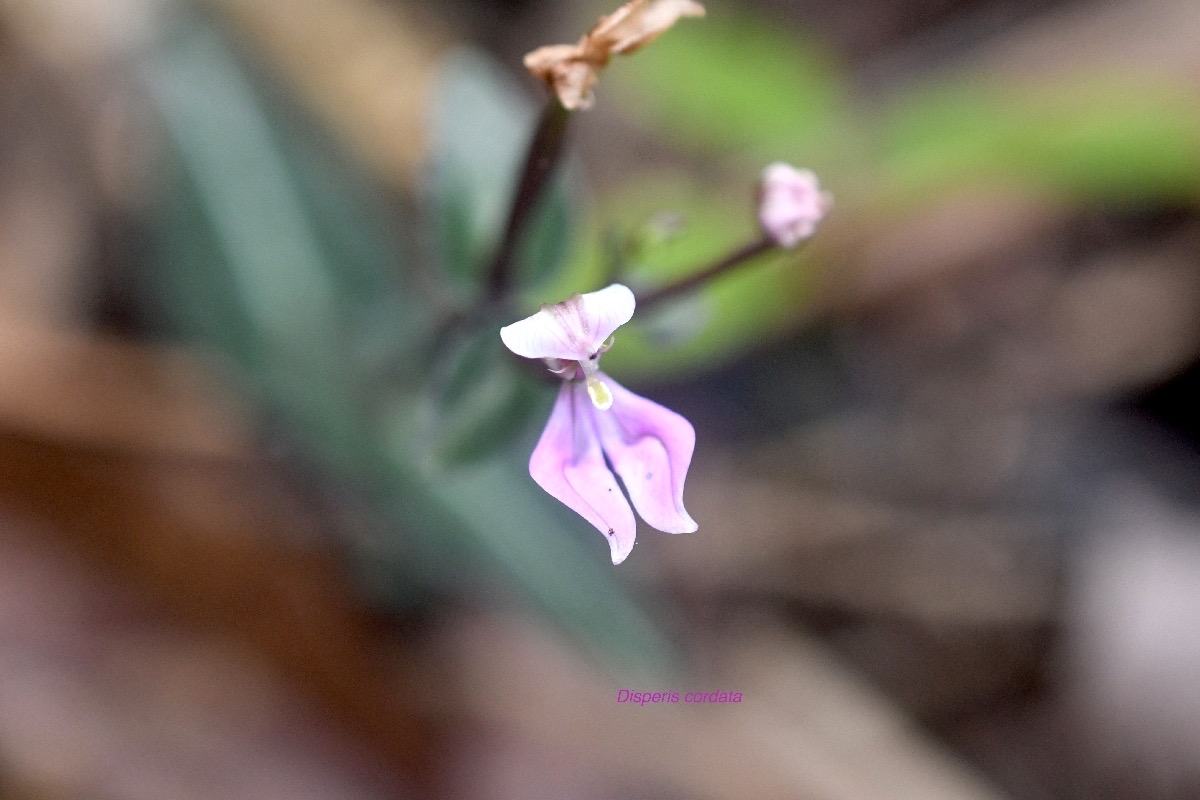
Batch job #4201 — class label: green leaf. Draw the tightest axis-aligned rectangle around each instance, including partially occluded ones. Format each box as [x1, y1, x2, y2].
[415, 324, 551, 467]
[142, 13, 414, 477]
[140, 13, 674, 669]
[376, 393, 680, 674]
[427, 48, 576, 293]
[880, 75, 1200, 207]
[607, 5, 850, 169]
[432, 458, 677, 674]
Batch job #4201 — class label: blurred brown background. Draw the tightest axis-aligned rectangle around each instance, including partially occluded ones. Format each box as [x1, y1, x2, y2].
[2, 0, 1200, 798]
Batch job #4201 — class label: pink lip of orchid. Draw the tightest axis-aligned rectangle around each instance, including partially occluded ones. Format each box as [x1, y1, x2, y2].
[500, 283, 697, 564]
[757, 162, 832, 248]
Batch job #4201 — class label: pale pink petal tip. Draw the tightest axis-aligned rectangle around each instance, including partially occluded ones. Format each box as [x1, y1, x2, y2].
[608, 526, 635, 565]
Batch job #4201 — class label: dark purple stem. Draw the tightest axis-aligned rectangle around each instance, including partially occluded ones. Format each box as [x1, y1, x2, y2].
[485, 99, 571, 301]
[635, 235, 779, 314]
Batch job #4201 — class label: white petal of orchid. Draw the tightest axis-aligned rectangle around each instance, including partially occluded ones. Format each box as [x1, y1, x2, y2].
[529, 382, 637, 564]
[500, 283, 636, 361]
[579, 283, 636, 349]
[500, 308, 585, 361]
[593, 374, 697, 534]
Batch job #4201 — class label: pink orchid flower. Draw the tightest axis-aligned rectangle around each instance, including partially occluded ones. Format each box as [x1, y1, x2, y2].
[757, 162, 832, 248]
[500, 283, 697, 564]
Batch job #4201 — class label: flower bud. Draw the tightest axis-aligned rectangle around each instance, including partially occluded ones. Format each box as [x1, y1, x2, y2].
[757, 162, 831, 248]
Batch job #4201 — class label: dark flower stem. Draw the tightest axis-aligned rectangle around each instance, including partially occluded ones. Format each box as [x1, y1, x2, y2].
[635, 235, 780, 314]
[485, 99, 571, 301]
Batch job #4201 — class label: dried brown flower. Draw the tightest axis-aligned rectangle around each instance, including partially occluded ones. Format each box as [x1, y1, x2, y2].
[524, 0, 705, 110]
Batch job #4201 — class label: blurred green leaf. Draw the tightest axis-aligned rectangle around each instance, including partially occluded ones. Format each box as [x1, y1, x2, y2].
[378, 398, 678, 672]
[428, 49, 576, 293]
[607, 4, 850, 168]
[430, 457, 676, 674]
[535, 173, 818, 380]
[880, 75, 1200, 207]
[140, 11, 672, 669]
[416, 324, 550, 467]
[142, 14, 411, 478]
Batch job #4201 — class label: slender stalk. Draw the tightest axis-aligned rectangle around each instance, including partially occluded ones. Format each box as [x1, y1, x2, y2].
[635, 235, 779, 314]
[485, 99, 571, 301]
